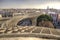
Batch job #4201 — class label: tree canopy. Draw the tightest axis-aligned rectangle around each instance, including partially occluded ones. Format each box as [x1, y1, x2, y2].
[37, 14, 53, 22]
[37, 14, 53, 26]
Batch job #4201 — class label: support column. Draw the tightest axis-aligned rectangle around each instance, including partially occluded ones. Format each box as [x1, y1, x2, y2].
[32, 17, 37, 26]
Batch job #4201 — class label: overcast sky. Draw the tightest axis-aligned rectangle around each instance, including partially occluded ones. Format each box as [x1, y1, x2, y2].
[0, 0, 60, 9]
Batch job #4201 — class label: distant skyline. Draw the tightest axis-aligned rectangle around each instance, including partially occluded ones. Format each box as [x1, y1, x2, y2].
[0, 0, 60, 9]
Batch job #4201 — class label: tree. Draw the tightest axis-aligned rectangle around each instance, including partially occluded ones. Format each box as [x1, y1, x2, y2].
[37, 14, 54, 28]
[37, 14, 53, 23]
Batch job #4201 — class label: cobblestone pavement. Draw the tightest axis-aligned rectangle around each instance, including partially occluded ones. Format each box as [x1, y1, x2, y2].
[0, 26, 60, 40]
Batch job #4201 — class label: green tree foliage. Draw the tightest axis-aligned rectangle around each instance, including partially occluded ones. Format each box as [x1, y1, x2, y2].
[37, 14, 53, 22]
[37, 14, 53, 26]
